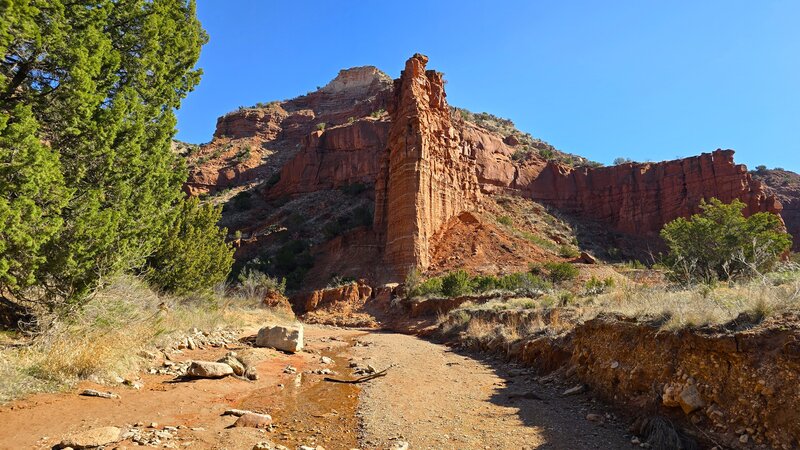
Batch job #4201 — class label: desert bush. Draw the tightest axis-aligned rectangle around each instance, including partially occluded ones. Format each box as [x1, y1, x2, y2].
[584, 276, 615, 295]
[145, 197, 234, 295]
[496, 215, 513, 226]
[410, 277, 444, 297]
[660, 198, 791, 283]
[543, 262, 579, 284]
[316, 122, 326, 131]
[228, 190, 253, 211]
[441, 270, 473, 297]
[234, 269, 286, 300]
[496, 272, 551, 295]
[558, 245, 580, 258]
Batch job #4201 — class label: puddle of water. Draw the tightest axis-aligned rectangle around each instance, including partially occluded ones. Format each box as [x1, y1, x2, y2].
[237, 340, 361, 448]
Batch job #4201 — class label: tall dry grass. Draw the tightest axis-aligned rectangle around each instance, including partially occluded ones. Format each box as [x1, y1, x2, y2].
[0, 275, 293, 403]
[440, 267, 800, 342]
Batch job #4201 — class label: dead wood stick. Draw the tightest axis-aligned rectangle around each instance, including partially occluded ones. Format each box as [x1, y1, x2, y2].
[323, 367, 390, 384]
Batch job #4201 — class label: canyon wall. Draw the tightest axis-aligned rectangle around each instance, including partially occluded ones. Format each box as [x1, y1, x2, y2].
[185, 54, 791, 285]
[524, 150, 782, 236]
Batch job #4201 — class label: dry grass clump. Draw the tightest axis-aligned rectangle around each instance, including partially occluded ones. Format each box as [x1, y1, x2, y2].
[0, 275, 292, 403]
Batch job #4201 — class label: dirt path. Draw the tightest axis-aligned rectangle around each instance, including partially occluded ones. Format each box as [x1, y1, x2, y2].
[0, 326, 632, 449]
[353, 331, 632, 449]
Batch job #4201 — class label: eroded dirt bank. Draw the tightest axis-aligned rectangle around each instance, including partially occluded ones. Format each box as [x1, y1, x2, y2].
[440, 308, 800, 449]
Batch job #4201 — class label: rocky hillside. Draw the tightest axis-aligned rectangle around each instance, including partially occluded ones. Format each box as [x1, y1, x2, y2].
[752, 167, 800, 251]
[183, 54, 790, 291]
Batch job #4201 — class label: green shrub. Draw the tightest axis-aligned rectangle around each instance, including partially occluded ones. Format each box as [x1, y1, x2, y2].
[584, 276, 615, 295]
[660, 198, 791, 283]
[543, 261, 579, 284]
[410, 277, 444, 297]
[558, 245, 580, 258]
[497, 272, 551, 294]
[441, 270, 473, 297]
[471, 274, 500, 292]
[370, 108, 386, 119]
[234, 145, 251, 162]
[145, 198, 234, 295]
[235, 268, 286, 299]
[497, 215, 513, 226]
[316, 122, 326, 131]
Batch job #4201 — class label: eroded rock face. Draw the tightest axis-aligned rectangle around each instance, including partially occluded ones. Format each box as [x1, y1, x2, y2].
[374, 54, 483, 279]
[268, 119, 390, 197]
[523, 150, 783, 236]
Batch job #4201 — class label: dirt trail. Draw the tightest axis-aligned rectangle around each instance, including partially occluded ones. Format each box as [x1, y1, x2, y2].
[0, 326, 631, 449]
[354, 331, 631, 449]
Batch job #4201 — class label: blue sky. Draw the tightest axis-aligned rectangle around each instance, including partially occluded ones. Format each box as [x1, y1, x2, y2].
[176, 1, 800, 171]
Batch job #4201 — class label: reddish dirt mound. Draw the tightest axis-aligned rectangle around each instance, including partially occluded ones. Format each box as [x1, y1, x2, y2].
[428, 211, 552, 275]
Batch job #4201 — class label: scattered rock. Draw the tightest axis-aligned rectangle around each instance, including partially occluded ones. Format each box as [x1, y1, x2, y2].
[79, 389, 120, 399]
[320, 356, 333, 365]
[252, 442, 277, 450]
[186, 361, 234, 378]
[562, 384, 585, 396]
[233, 412, 273, 429]
[389, 440, 410, 450]
[217, 354, 246, 376]
[244, 366, 259, 380]
[739, 434, 749, 444]
[283, 365, 297, 374]
[255, 324, 304, 353]
[678, 384, 705, 414]
[58, 426, 122, 449]
[586, 413, 603, 422]
[222, 409, 253, 417]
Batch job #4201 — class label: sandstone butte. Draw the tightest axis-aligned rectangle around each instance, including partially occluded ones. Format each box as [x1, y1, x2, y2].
[185, 53, 788, 287]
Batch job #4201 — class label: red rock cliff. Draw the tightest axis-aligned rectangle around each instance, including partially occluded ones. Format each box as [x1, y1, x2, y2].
[374, 54, 483, 279]
[524, 150, 782, 236]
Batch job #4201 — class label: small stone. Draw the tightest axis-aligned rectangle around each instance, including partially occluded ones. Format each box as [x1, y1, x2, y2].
[217, 355, 246, 376]
[59, 426, 122, 449]
[678, 384, 705, 414]
[562, 385, 585, 396]
[149, 422, 159, 428]
[283, 365, 297, 374]
[252, 442, 276, 450]
[320, 356, 333, 365]
[389, 441, 409, 450]
[631, 437, 641, 445]
[233, 412, 272, 428]
[186, 361, 234, 378]
[586, 413, 602, 422]
[610, 361, 619, 369]
[739, 434, 749, 443]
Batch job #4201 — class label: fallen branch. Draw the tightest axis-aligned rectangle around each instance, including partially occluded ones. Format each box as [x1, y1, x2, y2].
[324, 366, 392, 384]
[80, 389, 120, 399]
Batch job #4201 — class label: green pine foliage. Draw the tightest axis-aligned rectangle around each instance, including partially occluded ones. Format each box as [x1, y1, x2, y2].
[661, 198, 791, 283]
[0, 104, 69, 294]
[145, 198, 234, 295]
[1, 1, 212, 305]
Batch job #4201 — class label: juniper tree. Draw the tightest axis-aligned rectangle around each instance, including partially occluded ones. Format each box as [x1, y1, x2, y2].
[1, 1, 214, 305]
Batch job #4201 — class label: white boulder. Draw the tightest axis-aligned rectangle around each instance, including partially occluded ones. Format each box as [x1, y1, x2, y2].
[255, 324, 303, 353]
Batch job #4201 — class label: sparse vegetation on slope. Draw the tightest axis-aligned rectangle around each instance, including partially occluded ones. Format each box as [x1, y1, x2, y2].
[0, 275, 292, 403]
